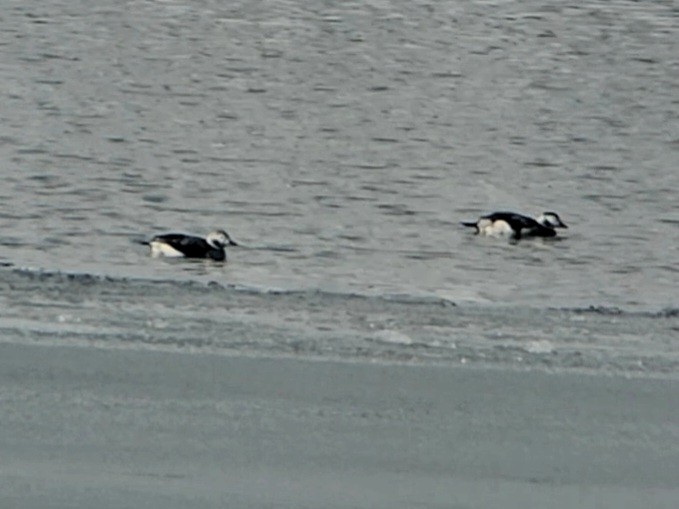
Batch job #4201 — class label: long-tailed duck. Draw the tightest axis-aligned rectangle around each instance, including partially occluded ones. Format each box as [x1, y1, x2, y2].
[145, 229, 238, 261]
[461, 211, 567, 239]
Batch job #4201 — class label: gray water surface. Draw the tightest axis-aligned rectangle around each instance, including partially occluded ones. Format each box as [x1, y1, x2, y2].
[1, 1, 678, 309]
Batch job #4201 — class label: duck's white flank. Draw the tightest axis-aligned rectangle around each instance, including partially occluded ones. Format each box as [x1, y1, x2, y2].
[150, 240, 186, 258]
[477, 218, 514, 237]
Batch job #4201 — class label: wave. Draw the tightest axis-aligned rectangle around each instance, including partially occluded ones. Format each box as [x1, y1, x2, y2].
[2, 266, 678, 377]
[555, 305, 679, 319]
[3, 265, 460, 306]
[4, 266, 678, 319]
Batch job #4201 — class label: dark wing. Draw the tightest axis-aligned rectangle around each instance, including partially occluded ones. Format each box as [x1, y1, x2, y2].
[153, 234, 211, 257]
[483, 212, 540, 231]
[483, 212, 558, 237]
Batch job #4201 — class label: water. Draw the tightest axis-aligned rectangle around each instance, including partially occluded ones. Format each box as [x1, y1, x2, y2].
[1, 0, 678, 374]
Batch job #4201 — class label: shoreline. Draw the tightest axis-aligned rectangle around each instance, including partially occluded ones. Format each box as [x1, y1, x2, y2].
[3, 267, 678, 378]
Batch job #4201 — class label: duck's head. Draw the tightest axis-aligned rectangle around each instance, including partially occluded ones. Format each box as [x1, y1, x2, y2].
[537, 212, 568, 229]
[206, 229, 239, 249]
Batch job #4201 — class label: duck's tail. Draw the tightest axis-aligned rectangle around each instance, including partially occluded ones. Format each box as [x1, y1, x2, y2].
[460, 221, 478, 229]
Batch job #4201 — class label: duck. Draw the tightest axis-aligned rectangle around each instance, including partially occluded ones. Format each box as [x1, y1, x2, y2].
[144, 229, 238, 261]
[461, 211, 568, 239]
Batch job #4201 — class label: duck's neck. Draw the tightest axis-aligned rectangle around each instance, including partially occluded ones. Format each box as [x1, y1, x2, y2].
[535, 215, 550, 227]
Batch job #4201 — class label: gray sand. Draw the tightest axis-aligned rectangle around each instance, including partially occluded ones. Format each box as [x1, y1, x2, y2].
[2, 342, 678, 508]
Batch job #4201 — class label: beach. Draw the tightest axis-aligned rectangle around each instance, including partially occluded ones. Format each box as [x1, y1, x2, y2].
[2, 341, 678, 509]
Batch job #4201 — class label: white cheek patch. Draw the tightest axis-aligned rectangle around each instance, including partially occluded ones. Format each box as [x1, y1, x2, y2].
[150, 241, 185, 258]
[537, 214, 561, 228]
[479, 219, 513, 237]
